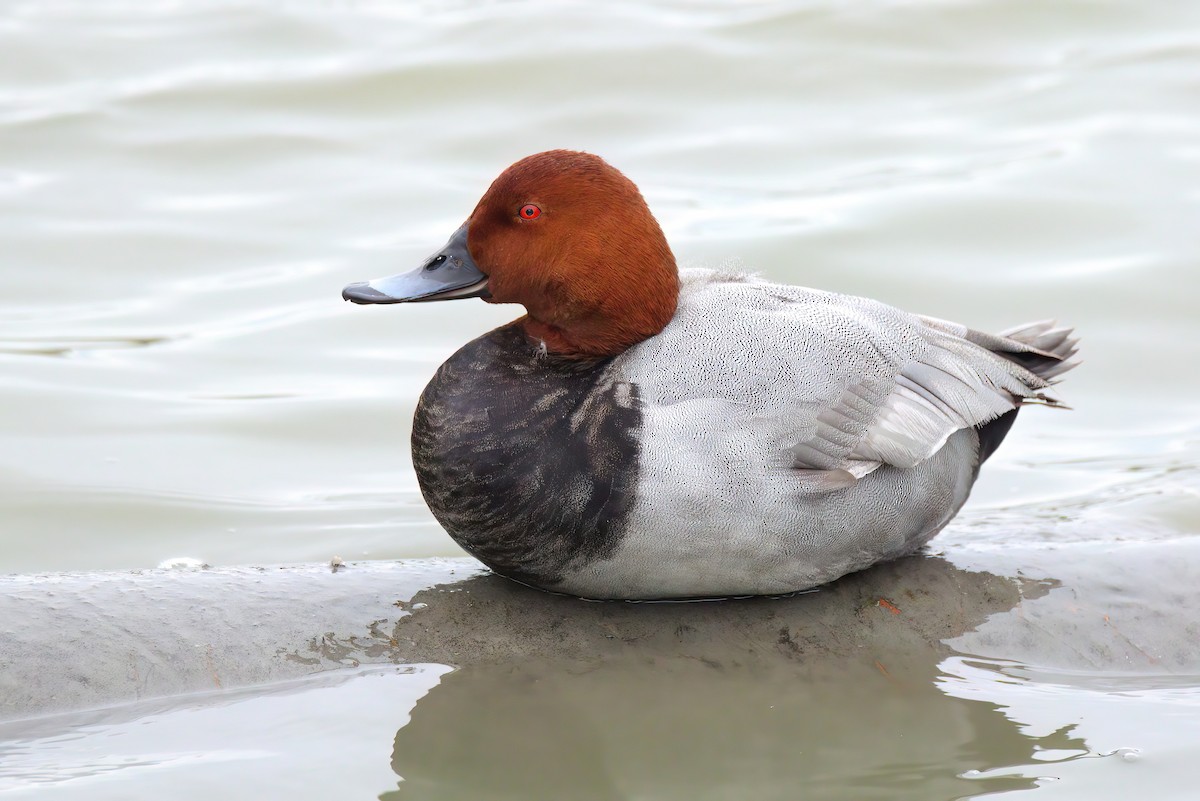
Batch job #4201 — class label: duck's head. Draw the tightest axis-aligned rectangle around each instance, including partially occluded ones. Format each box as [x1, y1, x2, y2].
[343, 150, 680, 358]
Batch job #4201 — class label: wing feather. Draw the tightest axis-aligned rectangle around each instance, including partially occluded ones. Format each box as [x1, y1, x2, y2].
[620, 271, 1078, 492]
[775, 293, 1077, 477]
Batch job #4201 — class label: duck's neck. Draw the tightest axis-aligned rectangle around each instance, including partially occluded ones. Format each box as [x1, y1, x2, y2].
[518, 268, 680, 359]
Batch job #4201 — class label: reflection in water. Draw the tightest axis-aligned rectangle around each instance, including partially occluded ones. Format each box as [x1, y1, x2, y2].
[384, 657, 1080, 801]
[374, 557, 1076, 800]
[4, 544, 1199, 799]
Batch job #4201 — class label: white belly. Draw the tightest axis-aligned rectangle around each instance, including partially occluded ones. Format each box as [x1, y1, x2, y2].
[556, 428, 978, 599]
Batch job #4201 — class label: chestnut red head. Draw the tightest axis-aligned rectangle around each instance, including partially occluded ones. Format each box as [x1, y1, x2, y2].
[344, 150, 680, 358]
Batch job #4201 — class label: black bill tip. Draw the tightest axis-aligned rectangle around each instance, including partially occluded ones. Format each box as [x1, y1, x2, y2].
[342, 282, 400, 304]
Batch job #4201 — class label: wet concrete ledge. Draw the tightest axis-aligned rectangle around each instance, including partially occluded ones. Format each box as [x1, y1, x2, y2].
[2, 540, 1198, 722]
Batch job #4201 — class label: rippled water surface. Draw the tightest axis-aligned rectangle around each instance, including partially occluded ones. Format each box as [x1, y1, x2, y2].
[1, 0, 1198, 798]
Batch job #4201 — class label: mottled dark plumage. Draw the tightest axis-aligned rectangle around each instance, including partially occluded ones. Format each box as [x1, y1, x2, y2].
[411, 323, 641, 586]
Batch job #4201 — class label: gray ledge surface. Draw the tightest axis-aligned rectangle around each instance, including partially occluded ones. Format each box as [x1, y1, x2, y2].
[3, 538, 1198, 723]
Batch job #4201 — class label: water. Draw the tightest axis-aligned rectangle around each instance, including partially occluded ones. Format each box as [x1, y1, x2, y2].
[1, 0, 1198, 797]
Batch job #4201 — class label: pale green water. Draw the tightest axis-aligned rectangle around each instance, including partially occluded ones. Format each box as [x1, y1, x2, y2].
[1, 0, 1198, 798]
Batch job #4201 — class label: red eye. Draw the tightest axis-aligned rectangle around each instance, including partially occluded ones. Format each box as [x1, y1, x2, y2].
[519, 204, 541, 220]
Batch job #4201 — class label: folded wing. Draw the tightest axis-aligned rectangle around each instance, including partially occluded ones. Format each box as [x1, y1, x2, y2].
[784, 295, 1078, 482]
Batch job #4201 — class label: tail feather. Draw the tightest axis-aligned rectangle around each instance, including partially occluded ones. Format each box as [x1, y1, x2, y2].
[994, 320, 1080, 382]
[917, 315, 1081, 384]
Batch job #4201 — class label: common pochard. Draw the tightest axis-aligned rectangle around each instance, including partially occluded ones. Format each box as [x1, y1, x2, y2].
[344, 150, 1078, 600]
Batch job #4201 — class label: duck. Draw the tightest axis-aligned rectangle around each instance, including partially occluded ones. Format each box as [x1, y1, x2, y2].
[343, 150, 1079, 600]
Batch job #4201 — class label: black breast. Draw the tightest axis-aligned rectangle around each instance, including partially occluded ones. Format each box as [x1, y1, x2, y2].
[410, 324, 641, 588]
